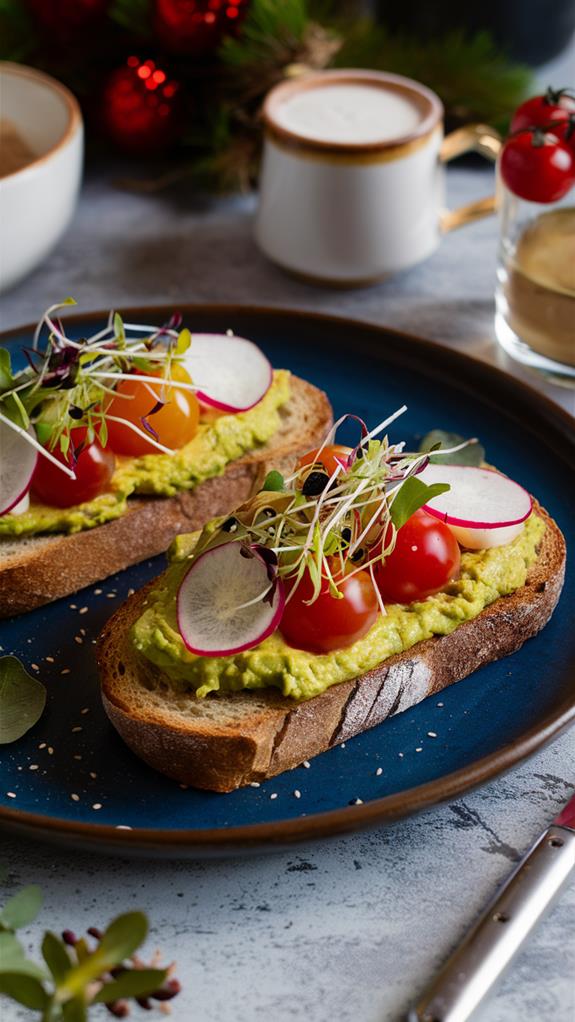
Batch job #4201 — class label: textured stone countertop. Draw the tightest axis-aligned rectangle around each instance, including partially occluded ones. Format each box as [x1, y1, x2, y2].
[1, 47, 574, 1022]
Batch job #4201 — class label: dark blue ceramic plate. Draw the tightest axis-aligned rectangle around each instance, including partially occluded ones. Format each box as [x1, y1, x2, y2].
[0, 306, 573, 857]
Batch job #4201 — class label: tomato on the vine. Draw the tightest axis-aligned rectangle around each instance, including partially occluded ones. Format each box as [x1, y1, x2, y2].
[32, 428, 116, 508]
[511, 91, 575, 134]
[374, 509, 460, 605]
[105, 365, 200, 457]
[500, 130, 575, 203]
[279, 567, 378, 654]
[298, 444, 354, 477]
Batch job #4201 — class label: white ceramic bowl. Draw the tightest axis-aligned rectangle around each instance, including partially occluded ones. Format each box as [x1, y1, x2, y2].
[0, 62, 83, 292]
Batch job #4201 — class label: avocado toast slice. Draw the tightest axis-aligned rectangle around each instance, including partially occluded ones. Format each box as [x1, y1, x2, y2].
[97, 501, 565, 792]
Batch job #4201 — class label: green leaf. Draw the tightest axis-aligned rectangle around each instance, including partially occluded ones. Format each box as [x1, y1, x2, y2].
[93, 968, 167, 1003]
[0, 972, 48, 1010]
[0, 933, 45, 979]
[390, 476, 450, 530]
[0, 885, 43, 930]
[0, 348, 15, 392]
[176, 328, 191, 355]
[35, 421, 53, 445]
[261, 470, 284, 492]
[42, 932, 71, 984]
[419, 430, 485, 466]
[57, 912, 148, 1000]
[0, 656, 47, 745]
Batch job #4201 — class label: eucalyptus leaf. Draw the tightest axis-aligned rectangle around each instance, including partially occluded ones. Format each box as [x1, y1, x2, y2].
[42, 931, 71, 983]
[261, 470, 284, 492]
[0, 657, 47, 744]
[390, 477, 451, 530]
[419, 430, 485, 466]
[0, 933, 46, 979]
[57, 912, 148, 999]
[0, 884, 43, 930]
[0, 972, 48, 1010]
[93, 967, 167, 1003]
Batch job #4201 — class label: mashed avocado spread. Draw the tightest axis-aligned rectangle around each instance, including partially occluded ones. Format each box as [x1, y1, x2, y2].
[132, 512, 545, 702]
[0, 372, 290, 537]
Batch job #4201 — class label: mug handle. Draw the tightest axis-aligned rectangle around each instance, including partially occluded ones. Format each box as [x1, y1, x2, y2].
[439, 123, 502, 232]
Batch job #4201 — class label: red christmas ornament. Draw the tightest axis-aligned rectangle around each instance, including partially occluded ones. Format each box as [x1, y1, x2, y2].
[154, 0, 249, 57]
[101, 58, 181, 155]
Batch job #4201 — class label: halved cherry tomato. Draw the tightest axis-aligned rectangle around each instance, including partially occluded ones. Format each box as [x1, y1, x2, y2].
[298, 444, 354, 477]
[105, 365, 200, 457]
[32, 428, 116, 508]
[279, 567, 378, 654]
[374, 509, 460, 604]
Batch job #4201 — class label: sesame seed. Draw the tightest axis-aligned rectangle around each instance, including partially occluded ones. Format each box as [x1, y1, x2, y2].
[179, 784, 188, 790]
[116, 825, 132, 830]
[415, 747, 423, 753]
[31, 663, 40, 671]
[80, 628, 86, 636]
[29, 764, 39, 771]
[71, 793, 80, 802]
[89, 772, 98, 779]
[70, 603, 77, 609]
[427, 731, 437, 738]
[6, 792, 16, 799]
[437, 701, 444, 707]
[73, 755, 82, 761]
[341, 743, 346, 749]
[127, 588, 135, 597]
[94, 589, 103, 595]
[74, 636, 83, 645]
[71, 726, 83, 733]
[303, 761, 311, 769]
[38, 742, 47, 750]
[249, 782, 260, 788]
[61, 669, 71, 675]
[350, 798, 363, 805]
[48, 747, 54, 755]
[45, 656, 55, 663]
[79, 607, 88, 615]
[80, 707, 90, 715]
[376, 767, 383, 776]
[293, 790, 301, 799]
[106, 593, 116, 599]
[92, 803, 102, 811]
[398, 752, 404, 758]
[270, 793, 278, 800]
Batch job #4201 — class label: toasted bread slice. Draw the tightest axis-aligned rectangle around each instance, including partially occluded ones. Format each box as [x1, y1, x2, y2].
[97, 503, 565, 792]
[0, 376, 332, 617]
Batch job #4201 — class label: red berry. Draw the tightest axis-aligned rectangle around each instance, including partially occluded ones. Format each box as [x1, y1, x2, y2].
[500, 130, 575, 203]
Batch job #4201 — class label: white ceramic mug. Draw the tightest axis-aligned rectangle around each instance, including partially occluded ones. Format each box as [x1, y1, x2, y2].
[255, 69, 500, 286]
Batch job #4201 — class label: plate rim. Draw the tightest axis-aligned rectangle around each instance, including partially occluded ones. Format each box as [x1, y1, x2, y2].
[1, 302, 573, 855]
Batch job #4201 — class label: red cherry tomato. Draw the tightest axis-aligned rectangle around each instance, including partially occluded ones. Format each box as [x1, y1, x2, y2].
[374, 510, 460, 605]
[510, 92, 575, 136]
[298, 444, 354, 477]
[500, 131, 575, 203]
[279, 567, 379, 654]
[105, 365, 200, 457]
[32, 429, 116, 508]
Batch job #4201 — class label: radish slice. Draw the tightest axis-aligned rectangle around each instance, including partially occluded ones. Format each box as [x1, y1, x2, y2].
[418, 464, 532, 550]
[0, 420, 37, 516]
[182, 333, 272, 413]
[177, 541, 285, 656]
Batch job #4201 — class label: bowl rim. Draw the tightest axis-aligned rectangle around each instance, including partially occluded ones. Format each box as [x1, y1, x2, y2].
[0, 60, 82, 182]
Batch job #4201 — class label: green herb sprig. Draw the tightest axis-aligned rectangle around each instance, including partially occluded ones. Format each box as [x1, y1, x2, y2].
[0, 882, 181, 1020]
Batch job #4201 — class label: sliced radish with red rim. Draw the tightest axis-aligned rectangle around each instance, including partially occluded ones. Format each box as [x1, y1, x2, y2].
[0, 420, 37, 516]
[182, 333, 273, 413]
[177, 541, 285, 656]
[418, 464, 532, 550]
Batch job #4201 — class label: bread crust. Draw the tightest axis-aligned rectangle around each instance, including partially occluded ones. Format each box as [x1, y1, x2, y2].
[0, 376, 332, 616]
[97, 503, 566, 792]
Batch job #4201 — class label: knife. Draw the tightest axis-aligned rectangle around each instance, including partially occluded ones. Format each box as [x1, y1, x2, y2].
[409, 790, 575, 1022]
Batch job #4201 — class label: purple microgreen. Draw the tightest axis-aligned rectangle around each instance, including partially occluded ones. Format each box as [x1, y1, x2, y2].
[139, 415, 160, 441]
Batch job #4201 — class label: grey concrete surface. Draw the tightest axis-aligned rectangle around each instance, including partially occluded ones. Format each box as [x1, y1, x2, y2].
[1, 45, 574, 1022]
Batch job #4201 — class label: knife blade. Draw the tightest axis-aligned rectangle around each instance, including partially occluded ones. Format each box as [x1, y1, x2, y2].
[409, 790, 575, 1022]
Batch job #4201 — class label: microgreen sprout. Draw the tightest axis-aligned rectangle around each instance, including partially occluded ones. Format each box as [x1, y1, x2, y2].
[201, 412, 474, 612]
[0, 301, 196, 478]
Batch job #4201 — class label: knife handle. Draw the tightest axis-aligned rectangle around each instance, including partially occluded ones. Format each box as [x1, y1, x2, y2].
[409, 825, 575, 1022]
